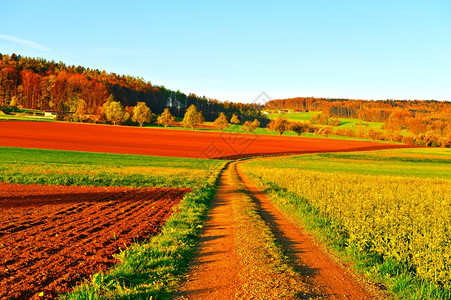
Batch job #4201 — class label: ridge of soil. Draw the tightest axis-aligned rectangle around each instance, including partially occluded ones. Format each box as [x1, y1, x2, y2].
[0, 183, 190, 299]
[0, 121, 411, 159]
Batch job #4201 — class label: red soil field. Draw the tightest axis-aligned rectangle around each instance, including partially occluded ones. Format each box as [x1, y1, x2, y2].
[0, 183, 190, 299]
[0, 121, 410, 159]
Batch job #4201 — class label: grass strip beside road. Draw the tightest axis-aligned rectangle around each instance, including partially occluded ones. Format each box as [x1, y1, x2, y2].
[62, 162, 227, 299]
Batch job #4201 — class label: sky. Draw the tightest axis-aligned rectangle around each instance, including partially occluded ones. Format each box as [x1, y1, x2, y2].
[0, 0, 450, 103]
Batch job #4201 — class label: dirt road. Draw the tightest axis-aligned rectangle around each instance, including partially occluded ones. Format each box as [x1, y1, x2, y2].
[175, 163, 241, 299]
[176, 161, 378, 299]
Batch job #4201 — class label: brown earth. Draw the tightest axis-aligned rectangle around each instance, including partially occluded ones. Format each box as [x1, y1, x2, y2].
[0, 183, 190, 299]
[175, 163, 241, 299]
[0, 121, 411, 159]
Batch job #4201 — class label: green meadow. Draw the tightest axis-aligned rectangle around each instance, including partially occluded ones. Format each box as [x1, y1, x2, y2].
[266, 111, 320, 121]
[266, 110, 385, 131]
[244, 148, 451, 179]
[0, 147, 222, 188]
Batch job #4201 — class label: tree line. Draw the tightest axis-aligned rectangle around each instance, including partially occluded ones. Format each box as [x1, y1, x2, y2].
[98, 98, 266, 134]
[0, 53, 269, 125]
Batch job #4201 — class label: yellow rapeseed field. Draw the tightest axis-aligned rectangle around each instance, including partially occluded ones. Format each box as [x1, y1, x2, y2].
[243, 165, 451, 288]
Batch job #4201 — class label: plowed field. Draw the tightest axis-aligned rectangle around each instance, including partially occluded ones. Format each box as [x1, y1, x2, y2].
[0, 183, 190, 299]
[0, 121, 410, 159]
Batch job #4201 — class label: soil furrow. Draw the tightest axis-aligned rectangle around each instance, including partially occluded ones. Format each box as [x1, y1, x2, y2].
[0, 184, 190, 299]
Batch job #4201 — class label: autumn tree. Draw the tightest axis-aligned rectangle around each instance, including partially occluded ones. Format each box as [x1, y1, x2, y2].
[181, 104, 204, 130]
[9, 96, 17, 112]
[230, 114, 240, 124]
[318, 126, 333, 137]
[310, 112, 329, 125]
[267, 116, 290, 135]
[132, 102, 152, 127]
[408, 118, 426, 135]
[213, 112, 230, 131]
[383, 130, 403, 142]
[385, 110, 412, 132]
[251, 119, 260, 131]
[242, 121, 253, 133]
[414, 131, 444, 147]
[105, 94, 114, 103]
[48, 100, 56, 111]
[0, 65, 19, 107]
[403, 136, 414, 145]
[446, 132, 451, 147]
[335, 128, 346, 136]
[3, 53, 450, 137]
[72, 98, 87, 122]
[55, 101, 70, 121]
[157, 108, 175, 128]
[345, 128, 355, 137]
[366, 128, 383, 141]
[357, 126, 366, 138]
[290, 121, 307, 136]
[242, 119, 260, 133]
[103, 99, 129, 125]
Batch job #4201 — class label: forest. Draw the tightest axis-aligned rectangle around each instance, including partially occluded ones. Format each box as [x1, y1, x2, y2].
[0, 53, 268, 124]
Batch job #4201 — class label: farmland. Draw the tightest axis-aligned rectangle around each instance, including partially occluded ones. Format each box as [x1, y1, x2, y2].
[0, 3, 449, 298]
[0, 147, 225, 299]
[1, 121, 447, 299]
[0, 121, 410, 160]
[241, 148, 451, 299]
[0, 184, 189, 299]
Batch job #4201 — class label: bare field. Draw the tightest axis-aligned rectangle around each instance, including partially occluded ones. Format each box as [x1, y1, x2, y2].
[0, 121, 410, 159]
[0, 183, 190, 299]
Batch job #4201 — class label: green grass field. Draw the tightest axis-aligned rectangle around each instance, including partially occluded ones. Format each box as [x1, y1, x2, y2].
[266, 110, 385, 130]
[0, 114, 55, 122]
[244, 148, 451, 179]
[242, 148, 451, 299]
[335, 117, 384, 130]
[0, 147, 226, 299]
[0, 147, 222, 188]
[266, 111, 320, 121]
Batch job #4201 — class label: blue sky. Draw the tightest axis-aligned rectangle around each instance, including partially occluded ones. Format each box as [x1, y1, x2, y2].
[1, 0, 450, 102]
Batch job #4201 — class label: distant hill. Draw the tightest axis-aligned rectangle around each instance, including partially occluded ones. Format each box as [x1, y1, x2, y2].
[265, 97, 450, 146]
